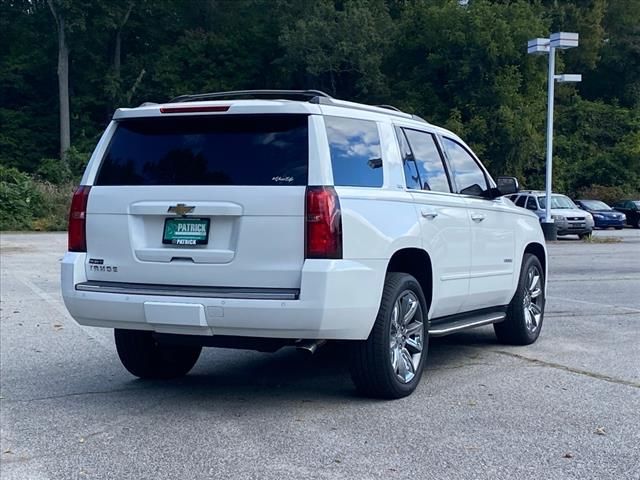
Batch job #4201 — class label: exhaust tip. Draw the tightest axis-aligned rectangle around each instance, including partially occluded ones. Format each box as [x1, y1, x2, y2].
[295, 339, 327, 355]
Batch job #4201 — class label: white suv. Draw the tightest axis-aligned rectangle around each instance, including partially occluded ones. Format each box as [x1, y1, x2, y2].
[61, 90, 547, 398]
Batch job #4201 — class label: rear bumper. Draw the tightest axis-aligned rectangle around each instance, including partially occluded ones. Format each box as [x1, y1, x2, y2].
[61, 253, 385, 340]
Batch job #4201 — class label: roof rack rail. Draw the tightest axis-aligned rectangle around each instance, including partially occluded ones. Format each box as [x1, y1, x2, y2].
[169, 89, 332, 103]
[377, 104, 402, 112]
[165, 89, 428, 124]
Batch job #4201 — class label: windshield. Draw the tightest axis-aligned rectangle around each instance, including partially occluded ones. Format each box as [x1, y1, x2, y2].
[537, 195, 576, 209]
[580, 200, 611, 211]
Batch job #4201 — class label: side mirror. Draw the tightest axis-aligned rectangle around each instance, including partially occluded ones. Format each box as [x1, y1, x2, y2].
[496, 176, 519, 196]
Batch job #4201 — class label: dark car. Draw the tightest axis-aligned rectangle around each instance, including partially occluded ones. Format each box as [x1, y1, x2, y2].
[575, 199, 626, 229]
[612, 200, 640, 229]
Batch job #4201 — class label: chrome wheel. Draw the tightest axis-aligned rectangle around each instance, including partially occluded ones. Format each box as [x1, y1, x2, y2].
[522, 266, 543, 333]
[389, 290, 425, 384]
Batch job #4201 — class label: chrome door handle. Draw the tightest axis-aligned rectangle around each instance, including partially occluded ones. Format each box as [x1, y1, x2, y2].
[471, 213, 486, 222]
[421, 209, 438, 219]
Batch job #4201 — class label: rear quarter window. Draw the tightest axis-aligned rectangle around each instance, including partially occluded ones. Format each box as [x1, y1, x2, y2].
[95, 114, 309, 186]
[324, 116, 383, 188]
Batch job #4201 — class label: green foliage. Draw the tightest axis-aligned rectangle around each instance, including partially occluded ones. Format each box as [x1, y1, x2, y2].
[0, 165, 72, 231]
[576, 184, 639, 206]
[0, 166, 43, 230]
[0, 0, 638, 232]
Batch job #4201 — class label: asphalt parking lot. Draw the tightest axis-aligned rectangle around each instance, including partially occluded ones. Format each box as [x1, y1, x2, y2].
[1, 230, 639, 480]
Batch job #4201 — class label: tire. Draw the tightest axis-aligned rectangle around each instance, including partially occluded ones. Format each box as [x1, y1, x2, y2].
[494, 254, 545, 345]
[579, 232, 592, 240]
[114, 329, 201, 379]
[635, 218, 640, 229]
[615, 227, 623, 230]
[349, 272, 428, 399]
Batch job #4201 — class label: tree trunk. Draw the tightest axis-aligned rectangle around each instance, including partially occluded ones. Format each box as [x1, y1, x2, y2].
[48, 0, 70, 162]
[114, 4, 133, 83]
[114, 32, 122, 80]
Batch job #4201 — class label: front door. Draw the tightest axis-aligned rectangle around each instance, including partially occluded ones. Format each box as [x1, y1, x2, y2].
[439, 136, 516, 312]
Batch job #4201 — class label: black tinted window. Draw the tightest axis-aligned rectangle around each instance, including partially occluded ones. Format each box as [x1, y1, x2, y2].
[515, 196, 526, 207]
[96, 115, 309, 186]
[442, 138, 488, 196]
[526, 197, 538, 210]
[403, 129, 450, 193]
[325, 116, 382, 187]
[395, 128, 421, 190]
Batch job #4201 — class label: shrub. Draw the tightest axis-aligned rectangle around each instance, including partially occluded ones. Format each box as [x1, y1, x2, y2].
[575, 184, 639, 205]
[0, 165, 73, 231]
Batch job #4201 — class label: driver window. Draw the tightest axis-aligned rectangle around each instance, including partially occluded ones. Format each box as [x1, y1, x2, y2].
[515, 196, 527, 208]
[526, 197, 538, 210]
[442, 137, 488, 196]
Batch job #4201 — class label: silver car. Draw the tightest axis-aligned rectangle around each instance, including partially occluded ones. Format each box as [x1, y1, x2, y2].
[508, 191, 594, 239]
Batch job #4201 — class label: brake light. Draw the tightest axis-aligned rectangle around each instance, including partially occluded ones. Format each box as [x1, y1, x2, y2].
[68, 186, 91, 252]
[305, 186, 342, 259]
[159, 105, 230, 114]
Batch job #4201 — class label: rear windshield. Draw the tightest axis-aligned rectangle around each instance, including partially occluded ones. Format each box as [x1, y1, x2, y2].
[95, 114, 309, 186]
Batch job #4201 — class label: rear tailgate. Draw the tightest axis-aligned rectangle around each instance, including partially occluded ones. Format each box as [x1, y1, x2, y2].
[84, 113, 309, 289]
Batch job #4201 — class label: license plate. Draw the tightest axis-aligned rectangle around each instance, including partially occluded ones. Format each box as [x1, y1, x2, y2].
[163, 218, 210, 245]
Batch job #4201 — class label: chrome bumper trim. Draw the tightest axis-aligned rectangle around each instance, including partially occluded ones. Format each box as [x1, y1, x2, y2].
[75, 281, 300, 300]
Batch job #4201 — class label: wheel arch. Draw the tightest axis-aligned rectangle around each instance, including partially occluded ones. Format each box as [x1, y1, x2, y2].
[385, 248, 433, 311]
[523, 242, 546, 276]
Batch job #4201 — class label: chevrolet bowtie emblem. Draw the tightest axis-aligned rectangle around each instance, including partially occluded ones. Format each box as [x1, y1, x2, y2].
[167, 203, 195, 216]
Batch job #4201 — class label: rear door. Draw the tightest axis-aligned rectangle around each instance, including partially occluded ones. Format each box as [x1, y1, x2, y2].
[85, 113, 309, 289]
[397, 127, 471, 318]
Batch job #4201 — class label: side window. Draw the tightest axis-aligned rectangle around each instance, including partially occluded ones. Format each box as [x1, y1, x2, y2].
[442, 137, 488, 196]
[402, 129, 451, 193]
[395, 127, 421, 190]
[515, 196, 527, 208]
[325, 116, 383, 187]
[526, 197, 538, 210]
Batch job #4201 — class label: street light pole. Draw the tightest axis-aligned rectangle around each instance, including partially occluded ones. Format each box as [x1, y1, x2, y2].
[527, 32, 580, 241]
[544, 46, 556, 224]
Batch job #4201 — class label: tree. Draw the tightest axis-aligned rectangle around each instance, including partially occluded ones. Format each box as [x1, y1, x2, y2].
[47, 0, 71, 160]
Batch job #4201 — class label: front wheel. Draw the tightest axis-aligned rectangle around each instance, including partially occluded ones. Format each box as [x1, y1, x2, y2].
[115, 329, 201, 379]
[349, 272, 428, 399]
[494, 254, 545, 345]
[579, 232, 592, 240]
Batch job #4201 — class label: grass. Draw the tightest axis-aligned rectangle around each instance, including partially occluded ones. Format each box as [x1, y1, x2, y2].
[582, 235, 623, 244]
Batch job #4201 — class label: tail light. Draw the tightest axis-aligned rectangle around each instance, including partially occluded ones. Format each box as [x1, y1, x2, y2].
[68, 186, 91, 252]
[305, 186, 342, 259]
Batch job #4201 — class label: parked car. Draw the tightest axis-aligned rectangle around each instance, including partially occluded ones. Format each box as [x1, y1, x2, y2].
[575, 199, 625, 229]
[507, 191, 594, 239]
[612, 200, 640, 228]
[61, 89, 547, 399]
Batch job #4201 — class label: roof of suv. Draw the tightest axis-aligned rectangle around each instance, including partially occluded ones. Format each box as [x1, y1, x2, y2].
[518, 191, 567, 196]
[113, 89, 430, 124]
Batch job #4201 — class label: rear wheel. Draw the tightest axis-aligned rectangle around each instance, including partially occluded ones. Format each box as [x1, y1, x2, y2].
[635, 218, 640, 229]
[350, 272, 428, 399]
[494, 254, 545, 345]
[114, 329, 201, 379]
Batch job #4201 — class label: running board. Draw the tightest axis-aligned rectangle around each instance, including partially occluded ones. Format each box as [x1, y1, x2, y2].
[430, 312, 506, 337]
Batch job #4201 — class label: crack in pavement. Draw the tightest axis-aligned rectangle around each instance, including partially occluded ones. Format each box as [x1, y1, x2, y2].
[494, 350, 640, 389]
[1, 387, 149, 404]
